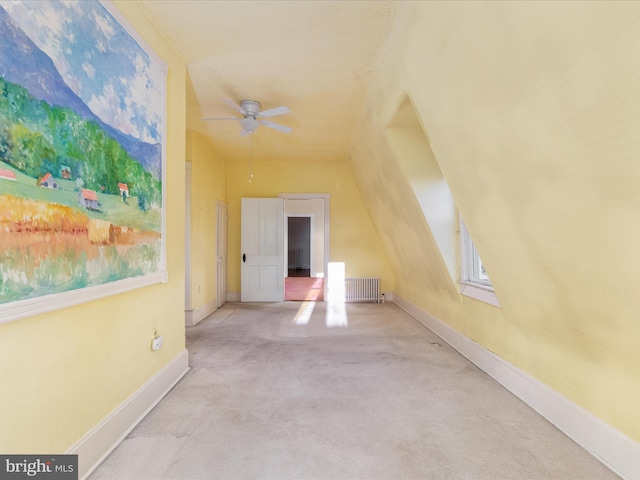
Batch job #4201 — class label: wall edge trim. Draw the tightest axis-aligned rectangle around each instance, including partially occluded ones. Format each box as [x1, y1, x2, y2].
[394, 295, 640, 480]
[186, 299, 218, 326]
[68, 349, 190, 479]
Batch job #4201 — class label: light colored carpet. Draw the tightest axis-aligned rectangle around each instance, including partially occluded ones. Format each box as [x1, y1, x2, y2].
[204, 307, 235, 325]
[90, 302, 618, 480]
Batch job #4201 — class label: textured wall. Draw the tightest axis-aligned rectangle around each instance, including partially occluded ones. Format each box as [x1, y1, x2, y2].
[349, 1, 640, 442]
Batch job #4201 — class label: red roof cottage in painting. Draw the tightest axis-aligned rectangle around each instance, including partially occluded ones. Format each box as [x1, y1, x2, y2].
[0, 169, 17, 181]
[39, 172, 58, 189]
[78, 188, 100, 211]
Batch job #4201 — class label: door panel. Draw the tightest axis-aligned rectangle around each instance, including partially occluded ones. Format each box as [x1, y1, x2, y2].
[241, 198, 284, 302]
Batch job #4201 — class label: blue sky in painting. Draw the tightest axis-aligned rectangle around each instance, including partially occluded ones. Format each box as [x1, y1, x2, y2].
[0, 0, 163, 144]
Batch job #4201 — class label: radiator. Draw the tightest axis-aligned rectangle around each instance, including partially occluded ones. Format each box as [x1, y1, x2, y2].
[345, 277, 380, 303]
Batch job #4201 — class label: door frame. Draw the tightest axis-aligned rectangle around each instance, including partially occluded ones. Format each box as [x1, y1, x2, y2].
[280, 193, 330, 300]
[285, 214, 314, 276]
[184, 162, 192, 313]
[216, 200, 228, 308]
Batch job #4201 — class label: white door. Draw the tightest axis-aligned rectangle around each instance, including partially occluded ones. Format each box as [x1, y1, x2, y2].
[216, 201, 228, 308]
[241, 198, 284, 302]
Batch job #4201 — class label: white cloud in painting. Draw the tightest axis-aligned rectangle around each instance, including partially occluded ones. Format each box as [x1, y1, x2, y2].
[33, 2, 65, 37]
[88, 82, 129, 133]
[0, 0, 163, 145]
[64, 0, 82, 11]
[96, 39, 108, 53]
[82, 63, 96, 79]
[93, 10, 115, 38]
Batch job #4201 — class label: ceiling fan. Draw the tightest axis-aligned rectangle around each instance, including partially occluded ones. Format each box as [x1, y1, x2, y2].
[204, 99, 292, 136]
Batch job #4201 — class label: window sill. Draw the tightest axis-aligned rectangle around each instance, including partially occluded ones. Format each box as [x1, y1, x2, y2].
[459, 281, 501, 308]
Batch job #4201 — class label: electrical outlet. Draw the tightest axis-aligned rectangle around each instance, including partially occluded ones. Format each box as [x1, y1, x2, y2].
[152, 335, 163, 351]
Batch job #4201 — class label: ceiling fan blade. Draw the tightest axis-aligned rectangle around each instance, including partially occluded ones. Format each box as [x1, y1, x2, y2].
[202, 116, 239, 121]
[258, 105, 290, 118]
[222, 98, 247, 115]
[261, 120, 292, 134]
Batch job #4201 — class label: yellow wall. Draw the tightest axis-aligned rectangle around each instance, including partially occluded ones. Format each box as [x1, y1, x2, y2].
[0, 1, 186, 453]
[385, 120, 458, 284]
[350, 1, 640, 442]
[226, 160, 394, 294]
[186, 130, 227, 310]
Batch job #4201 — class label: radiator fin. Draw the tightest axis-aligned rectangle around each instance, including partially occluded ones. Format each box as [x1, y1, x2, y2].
[345, 277, 380, 303]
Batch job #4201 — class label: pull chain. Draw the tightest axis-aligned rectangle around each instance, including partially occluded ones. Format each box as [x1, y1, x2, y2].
[248, 133, 254, 183]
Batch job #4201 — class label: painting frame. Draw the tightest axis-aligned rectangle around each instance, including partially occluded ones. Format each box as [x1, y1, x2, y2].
[0, 0, 168, 324]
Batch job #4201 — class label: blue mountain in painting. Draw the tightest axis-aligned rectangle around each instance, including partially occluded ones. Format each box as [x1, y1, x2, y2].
[0, 6, 161, 179]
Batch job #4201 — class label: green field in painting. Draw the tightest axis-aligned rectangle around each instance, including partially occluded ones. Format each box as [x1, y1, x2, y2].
[0, 160, 161, 232]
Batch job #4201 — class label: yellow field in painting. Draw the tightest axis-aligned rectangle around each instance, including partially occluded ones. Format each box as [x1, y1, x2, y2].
[0, 194, 89, 233]
[0, 193, 160, 303]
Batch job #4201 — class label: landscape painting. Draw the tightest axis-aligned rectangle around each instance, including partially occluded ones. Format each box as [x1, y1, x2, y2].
[0, 0, 166, 321]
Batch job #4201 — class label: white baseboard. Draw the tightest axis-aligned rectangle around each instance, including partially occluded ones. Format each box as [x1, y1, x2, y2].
[394, 295, 640, 480]
[227, 292, 240, 302]
[67, 349, 190, 480]
[185, 298, 218, 326]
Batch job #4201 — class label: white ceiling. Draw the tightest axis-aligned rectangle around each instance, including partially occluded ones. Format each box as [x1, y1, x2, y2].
[138, 0, 404, 163]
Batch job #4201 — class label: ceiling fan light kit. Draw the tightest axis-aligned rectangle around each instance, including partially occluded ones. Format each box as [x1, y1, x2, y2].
[239, 116, 259, 133]
[204, 98, 292, 135]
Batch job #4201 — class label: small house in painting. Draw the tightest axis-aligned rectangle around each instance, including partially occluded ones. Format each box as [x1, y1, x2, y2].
[40, 173, 58, 189]
[0, 169, 17, 181]
[118, 182, 130, 204]
[61, 165, 71, 179]
[78, 188, 100, 211]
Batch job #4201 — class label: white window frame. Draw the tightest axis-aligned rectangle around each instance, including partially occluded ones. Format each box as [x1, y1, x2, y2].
[459, 218, 500, 307]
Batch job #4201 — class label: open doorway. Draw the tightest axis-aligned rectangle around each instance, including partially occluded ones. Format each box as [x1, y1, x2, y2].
[288, 216, 311, 277]
[284, 197, 326, 301]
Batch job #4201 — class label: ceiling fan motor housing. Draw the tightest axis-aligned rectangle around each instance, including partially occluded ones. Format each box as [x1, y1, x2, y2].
[240, 100, 261, 116]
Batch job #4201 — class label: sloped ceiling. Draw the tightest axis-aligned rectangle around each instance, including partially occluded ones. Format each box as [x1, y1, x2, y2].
[138, 0, 403, 163]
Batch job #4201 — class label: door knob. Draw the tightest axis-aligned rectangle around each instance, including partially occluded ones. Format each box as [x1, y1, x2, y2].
[242, 253, 246, 263]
